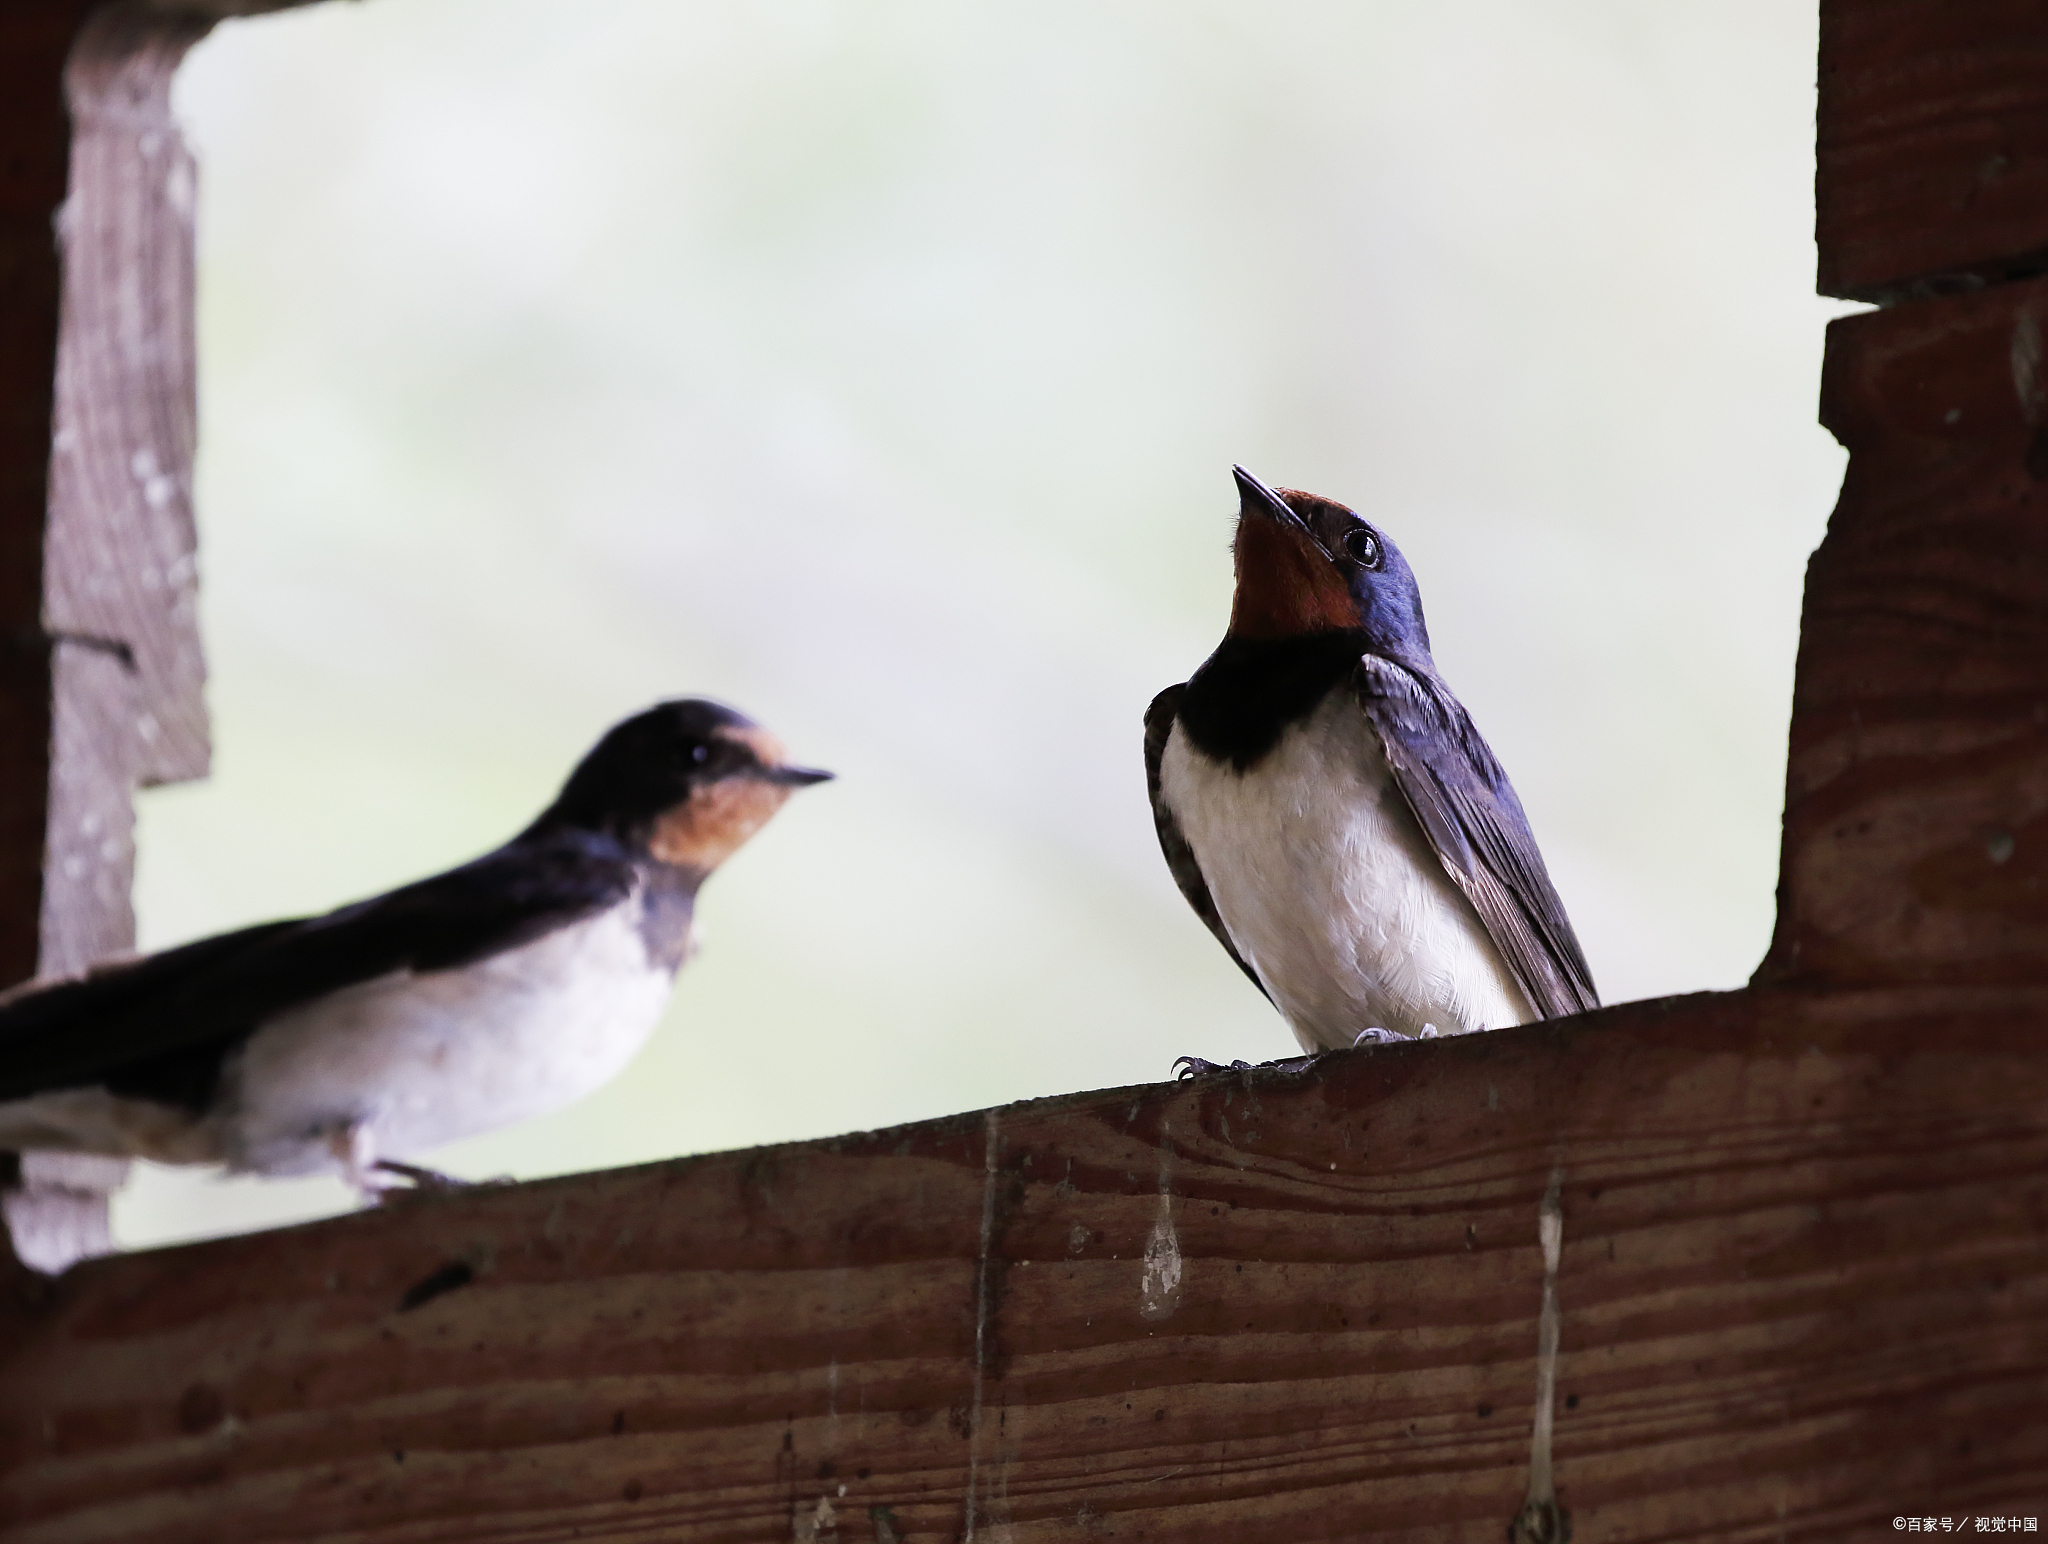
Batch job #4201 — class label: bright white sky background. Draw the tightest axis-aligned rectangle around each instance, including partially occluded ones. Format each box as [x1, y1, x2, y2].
[119, 0, 1854, 1250]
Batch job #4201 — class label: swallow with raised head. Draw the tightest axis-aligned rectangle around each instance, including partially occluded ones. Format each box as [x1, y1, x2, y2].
[1147, 468, 1596, 1067]
[0, 698, 830, 1200]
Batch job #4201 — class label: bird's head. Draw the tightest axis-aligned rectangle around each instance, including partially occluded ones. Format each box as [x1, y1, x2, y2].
[1225, 465, 1431, 662]
[540, 699, 833, 872]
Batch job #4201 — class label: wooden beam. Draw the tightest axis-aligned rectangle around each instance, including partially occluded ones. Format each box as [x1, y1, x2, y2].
[40, 2, 216, 976]
[1817, 1, 2048, 302]
[0, 0, 223, 1276]
[0, 0, 93, 991]
[3, 986, 2045, 1542]
[1759, 278, 2048, 990]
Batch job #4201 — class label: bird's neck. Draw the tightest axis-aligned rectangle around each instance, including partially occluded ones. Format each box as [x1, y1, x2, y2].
[632, 858, 703, 973]
[1178, 630, 1369, 772]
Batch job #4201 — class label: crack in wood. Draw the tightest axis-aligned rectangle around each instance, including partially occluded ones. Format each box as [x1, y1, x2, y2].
[963, 1109, 1002, 1542]
[1510, 1166, 1569, 1544]
[1139, 1122, 1182, 1323]
[394, 1259, 475, 1314]
[45, 633, 135, 672]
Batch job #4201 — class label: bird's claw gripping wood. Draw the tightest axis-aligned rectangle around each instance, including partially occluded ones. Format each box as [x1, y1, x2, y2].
[1172, 1051, 1333, 1081]
[372, 1160, 473, 1194]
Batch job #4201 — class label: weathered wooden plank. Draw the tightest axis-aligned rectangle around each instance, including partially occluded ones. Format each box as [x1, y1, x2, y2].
[1760, 279, 2048, 991]
[1818, 0, 2048, 300]
[0, 0, 93, 989]
[3, 985, 2045, 1542]
[0, 0, 215, 982]
[0, 0, 228, 1277]
[48, 5, 214, 789]
[0, 0, 437, 978]
[0, 0, 360, 1275]
[39, 3, 217, 968]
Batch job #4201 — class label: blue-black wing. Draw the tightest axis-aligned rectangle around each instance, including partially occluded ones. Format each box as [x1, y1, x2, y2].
[1144, 684, 1271, 1003]
[0, 829, 641, 1107]
[1354, 656, 1598, 1020]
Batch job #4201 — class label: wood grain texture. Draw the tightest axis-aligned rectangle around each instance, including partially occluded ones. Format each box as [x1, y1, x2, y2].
[0, 0, 94, 989]
[0, 0, 219, 985]
[1, 0, 336, 986]
[1761, 280, 2048, 989]
[46, 3, 214, 809]
[0, 1, 227, 1276]
[3, 985, 2045, 1543]
[1818, 0, 2048, 300]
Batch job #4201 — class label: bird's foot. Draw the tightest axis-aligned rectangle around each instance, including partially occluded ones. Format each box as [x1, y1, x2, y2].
[373, 1160, 468, 1192]
[1349, 1025, 1444, 1047]
[329, 1126, 502, 1204]
[1174, 1052, 1330, 1080]
[370, 1160, 517, 1198]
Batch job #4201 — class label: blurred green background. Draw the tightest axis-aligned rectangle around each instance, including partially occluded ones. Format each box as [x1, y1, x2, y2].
[118, 0, 1852, 1249]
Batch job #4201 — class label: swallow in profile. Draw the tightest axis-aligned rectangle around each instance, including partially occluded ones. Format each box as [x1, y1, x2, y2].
[0, 699, 831, 1201]
[1146, 468, 1596, 1068]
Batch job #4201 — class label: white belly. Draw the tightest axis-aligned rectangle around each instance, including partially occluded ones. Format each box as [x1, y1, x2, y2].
[1159, 690, 1532, 1051]
[215, 903, 677, 1175]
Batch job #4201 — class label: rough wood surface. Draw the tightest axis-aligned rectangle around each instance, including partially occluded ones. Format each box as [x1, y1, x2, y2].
[40, 3, 216, 968]
[2, 985, 2044, 1543]
[1818, 0, 2048, 300]
[0, 1, 224, 1277]
[0, 0, 93, 990]
[1759, 279, 2048, 990]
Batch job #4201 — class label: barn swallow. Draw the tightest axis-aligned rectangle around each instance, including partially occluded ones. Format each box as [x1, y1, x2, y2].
[1146, 468, 1596, 1069]
[0, 699, 830, 1202]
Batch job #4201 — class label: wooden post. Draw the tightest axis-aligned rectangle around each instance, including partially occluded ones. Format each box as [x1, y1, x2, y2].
[5, 2, 2048, 1539]
[0, 0, 215, 1276]
[1767, 0, 2048, 993]
[0, 0, 319, 1273]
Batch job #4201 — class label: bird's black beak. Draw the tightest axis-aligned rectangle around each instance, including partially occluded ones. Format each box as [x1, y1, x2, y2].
[1234, 465, 1309, 534]
[759, 764, 835, 787]
[1234, 464, 1337, 562]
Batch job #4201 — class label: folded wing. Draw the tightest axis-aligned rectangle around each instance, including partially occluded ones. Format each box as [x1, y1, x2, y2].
[1143, 685, 1271, 1002]
[1354, 656, 1598, 1020]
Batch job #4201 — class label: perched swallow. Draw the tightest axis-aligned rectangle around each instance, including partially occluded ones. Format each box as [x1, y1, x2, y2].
[0, 699, 830, 1199]
[1146, 468, 1596, 1062]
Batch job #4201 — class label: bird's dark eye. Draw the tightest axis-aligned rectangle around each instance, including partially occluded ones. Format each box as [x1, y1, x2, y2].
[690, 744, 710, 764]
[1343, 527, 1384, 570]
